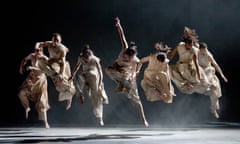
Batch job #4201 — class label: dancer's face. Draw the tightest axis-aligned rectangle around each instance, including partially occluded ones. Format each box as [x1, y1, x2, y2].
[199, 48, 207, 54]
[83, 56, 91, 62]
[52, 35, 61, 45]
[185, 42, 192, 49]
[123, 54, 133, 62]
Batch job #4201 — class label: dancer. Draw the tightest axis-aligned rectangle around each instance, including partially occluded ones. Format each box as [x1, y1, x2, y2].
[168, 31, 208, 94]
[69, 44, 109, 126]
[137, 42, 175, 103]
[18, 47, 50, 128]
[198, 42, 228, 118]
[35, 33, 76, 110]
[105, 17, 149, 127]
[168, 27, 226, 118]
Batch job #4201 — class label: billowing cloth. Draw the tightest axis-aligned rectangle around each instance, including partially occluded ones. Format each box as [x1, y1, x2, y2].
[38, 57, 76, 101]
[18, 70, 49, 120]
[198, 51, 222, 97]
[198, 51, 222, 114]
[76, 55, 108, 118]
[105, 50, 148, 126]
[170, 42, 209, 94]
[140, 53, 175, 103]
[106, 51, 139, 83]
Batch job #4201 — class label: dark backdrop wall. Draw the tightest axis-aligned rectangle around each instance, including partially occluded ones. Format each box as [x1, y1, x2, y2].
[3, 0, 240, 127]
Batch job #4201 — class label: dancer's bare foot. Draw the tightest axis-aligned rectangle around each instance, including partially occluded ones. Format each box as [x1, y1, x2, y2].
[98, 117, 104, 126]
[102, 97, 109, 104]
[143, 120, 149, 128]
[66, 99, 72, 110]
[162, 93, 167, 98]
[216, 101, 220, 110]
[213, 110, 219, 119]
[183, 82, 193, 90]
[45, 122, 50, 128]
[25, 108, 31, 119]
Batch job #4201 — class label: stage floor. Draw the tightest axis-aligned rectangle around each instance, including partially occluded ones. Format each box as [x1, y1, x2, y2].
[1, 122, 240, 144]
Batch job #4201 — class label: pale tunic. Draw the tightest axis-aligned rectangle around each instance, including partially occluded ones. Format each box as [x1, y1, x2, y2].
[51, 61, 76, 102]
[38, 42, 67, 76]
[198, 51, 222, 112]
[141, 53, 175, 103]
[106, 50, 139, 83]
[106, 49, 148, 125]
[76, 55, 109, 118]
[47, 43, 67, 60]
[198, 51, 221, 97]
[106, 50, 140, 99]
[18, 54, 50, 121]
[37, 42, 76, 101]
[170, 42, 209, 94]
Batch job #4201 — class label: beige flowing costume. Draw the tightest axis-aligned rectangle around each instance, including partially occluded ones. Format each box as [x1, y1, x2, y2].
[18, 53, 50, 127]
[198, 50, 222, 113]
[105, 50, 148, 126]
[139, 53, 175, 103]
[38, 42, 76, 102]
[76, 55, 109, 118]
[170, 42, 209, 94]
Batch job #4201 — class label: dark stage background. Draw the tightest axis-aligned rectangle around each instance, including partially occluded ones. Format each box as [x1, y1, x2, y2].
[2, 0, 240, 127]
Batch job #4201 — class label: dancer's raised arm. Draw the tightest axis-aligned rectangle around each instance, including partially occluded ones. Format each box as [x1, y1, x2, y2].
[115, 17, 128, 50]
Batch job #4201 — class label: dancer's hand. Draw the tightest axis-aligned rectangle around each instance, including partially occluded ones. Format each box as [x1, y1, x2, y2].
[115, 17, 120, 27]
[221, 74, 228, 83]
[19, 67, 24, 74]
